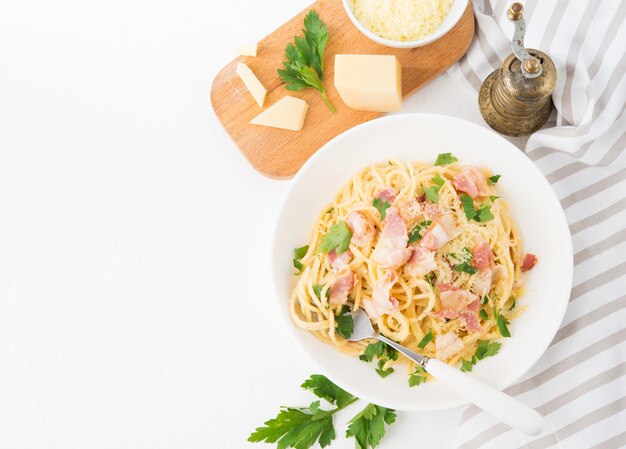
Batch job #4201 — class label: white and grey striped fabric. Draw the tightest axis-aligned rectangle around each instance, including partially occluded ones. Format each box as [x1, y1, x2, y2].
[448, 1, 626, 448]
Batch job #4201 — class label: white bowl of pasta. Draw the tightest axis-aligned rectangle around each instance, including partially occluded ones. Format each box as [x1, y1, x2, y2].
[272, 113, 572, 411]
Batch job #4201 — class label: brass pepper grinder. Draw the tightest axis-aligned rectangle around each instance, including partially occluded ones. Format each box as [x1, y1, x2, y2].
[478, 2, 557, 136]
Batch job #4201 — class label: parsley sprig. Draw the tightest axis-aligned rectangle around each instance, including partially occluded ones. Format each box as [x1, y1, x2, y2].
[278, 11, 335, 112]
[293, 245, 309, 273]
[249, 375, 396, 449]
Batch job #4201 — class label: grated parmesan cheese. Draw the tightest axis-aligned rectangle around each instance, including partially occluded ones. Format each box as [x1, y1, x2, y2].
[350, 0, 453, 42]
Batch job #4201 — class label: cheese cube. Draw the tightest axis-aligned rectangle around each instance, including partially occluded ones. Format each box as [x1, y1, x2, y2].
[334, 55, 402, 112]
[250, 96, 308, 131]
[236, 62, 267, 107]
[235, 44, 258, 57]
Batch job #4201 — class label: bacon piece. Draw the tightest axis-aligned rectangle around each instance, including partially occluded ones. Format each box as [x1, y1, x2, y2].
[371, 207, 412, 269]
[328, 249, 352, 271]
[471, 268, 492, 298]
[436, 308, 459, 320]
[404, 245, 436, 277]
[346, 211, 375, 248]
[421, 201, 442, 221]
[467, 299, 480, 312]
[436, 333, 464, 360]
[472, 241, 493, 271]
[329, 272, 354, 305]
[436, 283, 456, 292]
[440, 288, 479, 313]
[376, 188, 396, 204]
[459, 311, 482, 333]
[362, 272, 399, 318]
[452, 166, 490, 198]
[420, 214, 463, 251]
[521, 253, 538, 272]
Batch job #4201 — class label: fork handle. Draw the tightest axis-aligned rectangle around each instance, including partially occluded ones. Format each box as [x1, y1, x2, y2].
[426, 358, 544, 436]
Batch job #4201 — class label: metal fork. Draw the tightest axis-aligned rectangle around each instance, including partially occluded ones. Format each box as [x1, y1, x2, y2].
[349, 309, 543, 436]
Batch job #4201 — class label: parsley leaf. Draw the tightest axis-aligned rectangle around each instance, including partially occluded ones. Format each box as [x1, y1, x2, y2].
[479, 309, 488, 320]
[489, 195, 500, 202]
[460, 194, 477, 220]
[375, 360, 394, 378]
[336, 305, 353, 339]
[277, 11, 335, 112]
[488, 174, 501, 185]
[372, 198, 391, 220]
[318, 221, 352, 254]
[417, 329, 433, 349]
[475, 204, 494, 222]
[475, 340, 501, 360]
[301, 374, 355, 408]
[346, 404, 396, 449]
[359, 341, 384, 362]
[495, 309, 511, 338]
[294, 245, 309, 259]
[460, 194, 494, 223]
[432, 174, 445, 186]
[408, 365, 427, 387]
[423, 185, 441, 203]
[293, 245, 309, 273]
[408, 220, 431, 243]
[248, 405, 336, 449]
[313, 284, 329, 300]
[434, 153, 458, 166]
[455, 261, 478, 275]
[460, 358, 474, 372]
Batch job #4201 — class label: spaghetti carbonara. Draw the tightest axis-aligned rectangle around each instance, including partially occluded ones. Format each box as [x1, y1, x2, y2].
[290, 155, 538, 384]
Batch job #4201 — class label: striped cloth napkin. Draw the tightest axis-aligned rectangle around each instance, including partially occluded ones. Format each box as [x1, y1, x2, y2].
[448, 1, 626, 448]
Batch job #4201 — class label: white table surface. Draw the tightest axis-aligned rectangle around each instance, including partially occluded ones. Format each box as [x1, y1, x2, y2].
[0, 0, 527, 448]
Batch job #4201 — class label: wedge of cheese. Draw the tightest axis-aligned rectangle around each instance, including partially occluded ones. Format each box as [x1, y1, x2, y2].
[334, 54, 402, 112]
[235, 44, 258, 57]
[236, 62, 267, 107]
[250, 96, 308, 131]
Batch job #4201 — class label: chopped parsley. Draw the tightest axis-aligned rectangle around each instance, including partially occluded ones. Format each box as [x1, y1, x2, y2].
[408, 365, 427, 387]
[488, 174, 501, 185]
[417, 329, 433, 349]
[460, 194, 477, 220]
[475, 340, 501, 359]
[432, 174, 445, 186]
[293, 245, 309, 272]
[460, 357, 475, 372]
[460, 194, 494, 223]
[495, 308, 511, 338]
[434, 153, 458, 166]
[335, 305, 353, 339]
[479, 309, 488, 320]
[313, 284, 329, 300]
[318, 221, 352, 254]
[375, 360, 394, 378]
[475, 203, 495, 222]
[489, 195, 500, 202]
[452, 248, 478, 275]
[423, 185, 441, 203]
[372, 197, 391, 220]
[408, 220, 432, 243]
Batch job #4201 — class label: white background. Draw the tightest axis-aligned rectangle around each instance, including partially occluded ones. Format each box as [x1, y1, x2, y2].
[0, 0, 524, 448]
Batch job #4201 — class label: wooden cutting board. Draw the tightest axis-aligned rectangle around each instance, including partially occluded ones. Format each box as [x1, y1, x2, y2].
[211, 0, 475, 179]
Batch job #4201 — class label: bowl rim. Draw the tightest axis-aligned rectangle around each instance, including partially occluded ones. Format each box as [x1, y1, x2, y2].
[340, 0, 469, 48]
[270, 113, 573, 411]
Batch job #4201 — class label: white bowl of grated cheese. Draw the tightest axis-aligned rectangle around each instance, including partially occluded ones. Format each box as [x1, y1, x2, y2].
[342, 0, 469, 48]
